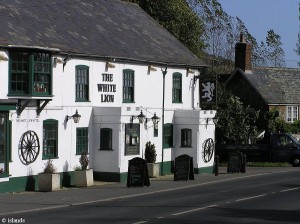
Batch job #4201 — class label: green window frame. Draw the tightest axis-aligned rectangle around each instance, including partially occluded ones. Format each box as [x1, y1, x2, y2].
[100, 128, 113, 150]
[43, 119, 58, 159]
[76, 65, 89, 102]
[181, 128, 192, 147]
[76, 128, 89, 155]
[123, 69, 134, 103]
[172, 72, 182, 103]
[10, 51, 52, 96]
[163, 123, 173, 148]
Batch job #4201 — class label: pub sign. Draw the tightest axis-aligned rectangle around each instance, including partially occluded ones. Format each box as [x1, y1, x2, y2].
[199, 77, 217, 107]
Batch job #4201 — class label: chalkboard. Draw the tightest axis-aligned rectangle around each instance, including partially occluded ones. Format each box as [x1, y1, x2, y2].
[174, 154, 194, 181]
[127, 157, 150, 187]
[227, 151, 242, 173]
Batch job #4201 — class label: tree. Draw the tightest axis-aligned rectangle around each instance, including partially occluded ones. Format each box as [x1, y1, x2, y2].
[216, 87, 259, 144]
[188, 0, 286, 68]
[188, 0, 232, 59]
[122, 0, 206, 57]
[265, 29, 286, 67]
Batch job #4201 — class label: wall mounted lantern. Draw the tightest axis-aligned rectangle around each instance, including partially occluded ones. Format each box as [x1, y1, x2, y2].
[0, 115, 4, 125]
[131, 110, 146, 124]
[212, 117, 218, 125]
[131, 110, 160, 128]
[65, 110, 81, 124]
[202, 117, 218, 129]
[146, 113, 160, 129]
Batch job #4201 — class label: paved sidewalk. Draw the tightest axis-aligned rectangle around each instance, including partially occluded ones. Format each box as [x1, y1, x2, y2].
[0, 167, 298, 216]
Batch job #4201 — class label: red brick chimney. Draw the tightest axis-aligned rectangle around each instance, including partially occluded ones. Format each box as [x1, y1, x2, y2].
[235, 33, 252, 71]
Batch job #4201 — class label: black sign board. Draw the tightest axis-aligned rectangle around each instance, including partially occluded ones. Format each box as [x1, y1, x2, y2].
[127, 157, 150, 187]
[227, 151, 242, 173]
[199, 77, 217, 108]
[174, 154, 194, 181]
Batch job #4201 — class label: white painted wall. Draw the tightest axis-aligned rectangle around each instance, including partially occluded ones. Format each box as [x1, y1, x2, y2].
[0, 53, 216, 180]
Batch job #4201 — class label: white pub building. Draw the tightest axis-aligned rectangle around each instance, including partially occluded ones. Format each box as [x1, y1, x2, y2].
[0, 0, 216, 192]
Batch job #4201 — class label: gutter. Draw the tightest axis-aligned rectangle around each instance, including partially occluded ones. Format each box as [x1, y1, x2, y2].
[56, 51, 208, 69]
[7, 45, 61, 53]
[1, 45, 207, 69]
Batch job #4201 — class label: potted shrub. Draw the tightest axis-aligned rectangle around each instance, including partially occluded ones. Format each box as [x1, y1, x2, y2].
[38, 159, 61, 192]
[145, 141, 160, 178]
[74, 150, 94, 187]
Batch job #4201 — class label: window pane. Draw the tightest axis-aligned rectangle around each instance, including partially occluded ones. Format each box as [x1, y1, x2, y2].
[100, 128, 112, 150]
[123, 70, 134, 102]
[76, 128, 88, 154]
[76, 66, 89, 101]
[10, 52, 29, 94]
[10, 51, 52, 96]
[163, 124, 173, 148]
[43, 120, 58, 159]
[172, 73, 182, 102]
[181, 129, 192, 147]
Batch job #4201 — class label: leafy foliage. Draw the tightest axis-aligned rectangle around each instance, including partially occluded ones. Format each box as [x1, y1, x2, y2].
[216, 85, 259, 144]
[43, 159, 56, 174]
[122, 0, 205, 57]
[145, 141, 157, 163]
[124, 0, 287, 68]
[187, 0, 286, 68]
[79, 150, 89, 170]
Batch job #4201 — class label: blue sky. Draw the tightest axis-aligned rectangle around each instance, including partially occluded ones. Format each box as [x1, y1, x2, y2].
[218, 0, 299, 67]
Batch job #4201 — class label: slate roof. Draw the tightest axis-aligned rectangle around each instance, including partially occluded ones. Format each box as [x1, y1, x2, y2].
[234, 67, 300, 104]
[0, 0, 205, 68]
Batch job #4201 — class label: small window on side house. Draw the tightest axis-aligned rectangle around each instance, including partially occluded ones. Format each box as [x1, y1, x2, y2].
[181, 129, 192, 147]
[287, 106, 298, 122]
[100, 128, 112, 150]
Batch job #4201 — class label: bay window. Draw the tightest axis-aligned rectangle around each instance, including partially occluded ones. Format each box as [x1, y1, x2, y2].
[10, 51, 52, 96]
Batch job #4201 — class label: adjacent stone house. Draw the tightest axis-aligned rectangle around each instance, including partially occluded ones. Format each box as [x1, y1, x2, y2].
[226, 35, 300, 123]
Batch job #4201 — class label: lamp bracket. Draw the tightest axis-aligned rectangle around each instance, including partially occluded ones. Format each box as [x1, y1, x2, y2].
[193, 75, 201, 84]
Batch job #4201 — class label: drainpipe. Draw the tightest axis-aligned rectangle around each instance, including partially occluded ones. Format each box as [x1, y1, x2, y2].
[161, 67, 167, 175]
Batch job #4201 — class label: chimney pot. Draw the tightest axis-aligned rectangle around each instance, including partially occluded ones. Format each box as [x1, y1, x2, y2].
[235, 35, 252, 71]
[240, 33, 245, 43]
